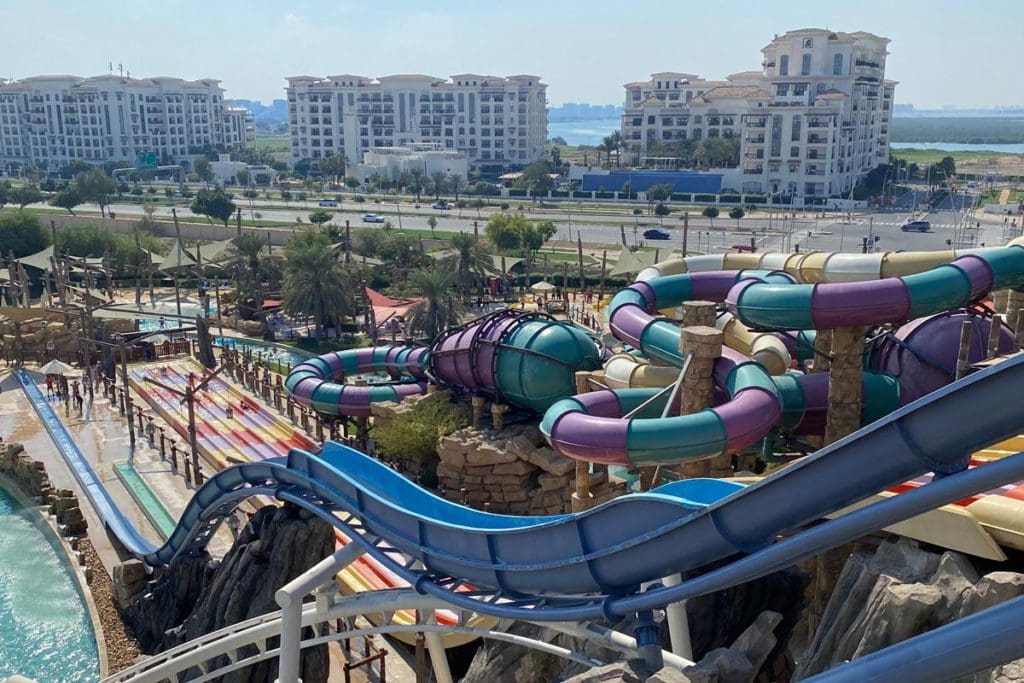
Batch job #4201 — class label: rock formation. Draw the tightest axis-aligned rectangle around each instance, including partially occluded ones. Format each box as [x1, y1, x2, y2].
[436, 423, 624, 514]
[796, 538, 1024, 681]
[122, 503, 335, 683]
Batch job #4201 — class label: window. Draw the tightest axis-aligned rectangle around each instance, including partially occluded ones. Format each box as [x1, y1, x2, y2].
[791, 115, 801, 142]
[833, 54, 844, 76]
[777, 84, 789, 96]
[779, 55, 789, 76]
[648, 115, 655, 124]
[803, 38, 813, 48]
[790, 146, 800, 158]
[801, 54, 811, 76]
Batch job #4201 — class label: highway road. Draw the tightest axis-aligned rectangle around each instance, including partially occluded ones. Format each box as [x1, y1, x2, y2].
[27, 188, 997, 255]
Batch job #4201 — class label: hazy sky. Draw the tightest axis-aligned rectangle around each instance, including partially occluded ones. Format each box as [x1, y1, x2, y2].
[3, 0, 1020, 109]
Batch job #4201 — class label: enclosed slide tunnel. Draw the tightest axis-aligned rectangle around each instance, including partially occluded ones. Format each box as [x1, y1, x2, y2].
[542, 243, 1024, 466]
[286, 310, 602, 417]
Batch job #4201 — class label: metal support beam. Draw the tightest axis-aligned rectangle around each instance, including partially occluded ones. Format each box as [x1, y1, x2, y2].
[275, 544, 365, 683]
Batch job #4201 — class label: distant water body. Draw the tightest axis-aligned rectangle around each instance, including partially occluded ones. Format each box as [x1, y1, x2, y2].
[549, 121, 1024, 154]
[549, 118, 621, 146]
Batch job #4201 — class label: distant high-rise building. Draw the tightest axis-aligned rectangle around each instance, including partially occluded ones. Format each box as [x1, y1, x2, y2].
[0, 74, 253, 173]
[621, 29, 895, 199]
[285, 74, 548, 169]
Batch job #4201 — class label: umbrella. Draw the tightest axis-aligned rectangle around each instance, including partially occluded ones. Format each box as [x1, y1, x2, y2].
[38, 359, 75, 375]
[530, 280, 557, 292]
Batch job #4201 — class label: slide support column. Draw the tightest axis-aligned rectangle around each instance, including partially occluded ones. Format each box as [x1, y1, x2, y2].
[824, 326, 865, 446]
[679, 301, 721, 480]
[572, 370, 595, 512]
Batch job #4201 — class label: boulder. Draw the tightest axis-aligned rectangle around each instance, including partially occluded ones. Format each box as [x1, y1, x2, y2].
[526, 446, 576, 476]
[796, 538, 1024, 680]
[123, 504, 334, 683]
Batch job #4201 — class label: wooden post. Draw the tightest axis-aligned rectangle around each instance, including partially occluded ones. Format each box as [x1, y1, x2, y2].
[186, 389, 202, 485]
[1015, 314, 1024, 352]
[597, 249, 608, 303]
[490, 403, 508, 432]
[679, 302, 719, 480]
[987, 315, 1004, 359]
[823, 327, 865, 445]
[470, 395, 485, 430]
[577, 234, 586, 294]
[571, 371, 594, 512]
[955, 320, 973, 380]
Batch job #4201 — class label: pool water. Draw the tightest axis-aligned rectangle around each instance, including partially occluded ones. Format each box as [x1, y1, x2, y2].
[0, 484, 100, 681]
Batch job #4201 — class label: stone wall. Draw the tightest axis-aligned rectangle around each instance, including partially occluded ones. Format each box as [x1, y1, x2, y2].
[436, 424, 624, 515]
[0, 442, 87, 536]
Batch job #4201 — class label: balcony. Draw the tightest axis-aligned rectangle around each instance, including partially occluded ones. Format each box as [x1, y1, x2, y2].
[807, 135, 827, 144]
[743, 166, 764, 174]
[807, 120, 830, 128]
[745, 136, 765, 144]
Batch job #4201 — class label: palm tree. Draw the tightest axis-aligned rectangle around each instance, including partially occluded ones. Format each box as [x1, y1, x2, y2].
[409, 168, 425, 202]
[449, 173, 465, 203]
[603, 132, 623, 167]
[406, 267, 465, 340]
[595, 143, 609, 168]
[445, 232, 493, 302]
[282, 230, 354, 339]
[224, 233, 283, 324]
[430, 171, 447, 200]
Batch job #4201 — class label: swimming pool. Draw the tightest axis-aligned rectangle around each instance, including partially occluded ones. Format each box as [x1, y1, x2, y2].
[0, 483, 100, 681]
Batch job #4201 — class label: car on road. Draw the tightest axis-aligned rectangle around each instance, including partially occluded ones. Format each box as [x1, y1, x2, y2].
[431, 201, 449, 210]
[901, 220, 931, 233]
[362, 213, 385, 223]
[643, 228, 671, 240]
[318, 199, 338, 207]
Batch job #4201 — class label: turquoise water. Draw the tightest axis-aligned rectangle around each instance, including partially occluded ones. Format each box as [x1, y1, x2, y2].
[214, 336, 313, 369]
[0, 485, 99, 681]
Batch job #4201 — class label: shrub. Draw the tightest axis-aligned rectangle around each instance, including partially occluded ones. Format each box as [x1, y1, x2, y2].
[373, 398, 469, 484]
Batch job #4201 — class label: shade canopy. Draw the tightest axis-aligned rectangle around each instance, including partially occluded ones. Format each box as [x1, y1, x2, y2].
[530, 280, 557, 292]
[609, 249, 659, 276]
[38, 358, 75, 375]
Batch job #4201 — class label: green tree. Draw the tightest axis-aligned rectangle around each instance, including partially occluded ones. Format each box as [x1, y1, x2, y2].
[50, 184, 83, 215]
[485, 213, 526, 252]
[0, 212, 49, 257]
[654, 203, 670, 221]
[603, 131, 623, 167]
[283, 230, 354, 338]
[317, 153, 348, 183]
[430, 171, 447, 200]
[194, 157, 213, 186]
[235, 168, 251, 187]
[11, 184, 44, 209]
[280, 189, 293, 204]
[729, 207, 745, 229]
[648, 183, 674, 202]
[702, 206, 719, 229]
[409, 168, 425, 202]
[449, 173, 465, 202]
[405, 267, 465, 340]
[225, 232, 283, 321]
[190, 188, 236, 228]
[445, 231, 493, 301]
[514, 160, 555, 196]
[75, 168, 118, 217]
[427, 215, 438, 236]
[344, 176, 361, 191]
[0, 180, 10, 208]
[308, 208, 333, 228]
[520, 219, 558, 254]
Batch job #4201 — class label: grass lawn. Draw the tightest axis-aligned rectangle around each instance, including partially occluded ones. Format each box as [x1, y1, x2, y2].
[254, 136, 291, 152]
[891, 148, 1024, 165]
[980, 188, 1024, 204]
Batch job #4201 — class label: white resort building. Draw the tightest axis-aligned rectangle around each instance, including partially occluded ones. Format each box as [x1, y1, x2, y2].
[0, 74, 253, 173]
[285, 74, 548, 170]
[620, 29, 895, 199]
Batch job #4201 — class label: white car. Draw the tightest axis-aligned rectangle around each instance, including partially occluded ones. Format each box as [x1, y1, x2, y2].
[362, 213, 385, 223]
[318, 199, 338, 207]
